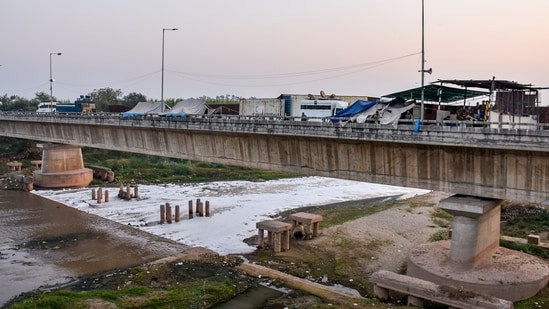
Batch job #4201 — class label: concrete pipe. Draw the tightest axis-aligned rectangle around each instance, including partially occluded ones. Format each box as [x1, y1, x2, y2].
[292, 224, 306, 240]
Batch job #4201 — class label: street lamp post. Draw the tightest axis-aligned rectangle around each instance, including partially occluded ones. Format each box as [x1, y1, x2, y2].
[419, 0, 432, 122]
[49, 52, 62, 112]
[161, 28, 178, 112]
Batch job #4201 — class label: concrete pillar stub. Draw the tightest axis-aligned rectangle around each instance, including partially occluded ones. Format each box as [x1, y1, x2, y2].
[439, 194, 503, 267]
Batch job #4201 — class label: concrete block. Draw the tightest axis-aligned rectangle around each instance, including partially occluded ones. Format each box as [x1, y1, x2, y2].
[528, 234, 541, 245]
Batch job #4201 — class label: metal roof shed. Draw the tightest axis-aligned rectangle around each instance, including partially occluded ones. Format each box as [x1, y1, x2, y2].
[383, 84, 489, 104]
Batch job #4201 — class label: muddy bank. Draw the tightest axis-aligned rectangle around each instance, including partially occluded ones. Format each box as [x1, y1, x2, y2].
[0, 190, 189, 306]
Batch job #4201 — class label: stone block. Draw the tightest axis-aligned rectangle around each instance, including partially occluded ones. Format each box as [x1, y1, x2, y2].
[528, 234, 541, 245]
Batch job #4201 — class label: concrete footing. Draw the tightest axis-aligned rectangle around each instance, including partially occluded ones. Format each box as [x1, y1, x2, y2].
[407, 194, 549, 302]
[407, 241, 549, 302]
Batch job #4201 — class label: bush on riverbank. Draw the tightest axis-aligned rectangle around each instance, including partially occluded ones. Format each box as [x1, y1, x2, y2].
[84, 147, 299, 184]
[0, 137, 298, 183]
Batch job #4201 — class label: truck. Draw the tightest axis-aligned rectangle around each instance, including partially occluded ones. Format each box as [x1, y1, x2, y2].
[56, 95, 96, 113]
[238, 92, 371, 119]
[239, 98, 285, 116]
[299, 99, 349, 121]
[36, 102, 57, 113]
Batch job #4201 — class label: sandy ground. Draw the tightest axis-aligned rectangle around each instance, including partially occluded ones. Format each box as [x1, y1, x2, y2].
[323, 191, 452, 274]
[242, 190, 454, 302]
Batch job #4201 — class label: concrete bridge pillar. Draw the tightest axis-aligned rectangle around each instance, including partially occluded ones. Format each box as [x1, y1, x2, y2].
[33, 144, 93, 188]
[439, 195, 502, 268]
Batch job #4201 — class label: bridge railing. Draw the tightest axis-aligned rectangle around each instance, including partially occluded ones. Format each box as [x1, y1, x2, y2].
[1, 112, 548, 151]
[1, 110, 546, 129]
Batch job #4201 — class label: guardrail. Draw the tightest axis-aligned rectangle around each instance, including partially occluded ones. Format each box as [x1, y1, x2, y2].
[1, 112, 549, 152]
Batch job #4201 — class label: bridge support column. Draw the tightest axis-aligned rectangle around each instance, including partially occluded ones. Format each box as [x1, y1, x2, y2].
[439, 194, 502, 268]
[33, 144, 93, 188]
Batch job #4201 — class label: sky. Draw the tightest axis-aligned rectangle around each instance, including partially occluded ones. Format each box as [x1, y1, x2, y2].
[2, 1, 549, 103]
[33, 177, 428, 255]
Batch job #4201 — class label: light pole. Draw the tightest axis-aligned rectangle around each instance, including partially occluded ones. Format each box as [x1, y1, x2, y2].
[419, 0, 432, 122]
[49, 52, 62, 112]
[161, 28, 178, 112]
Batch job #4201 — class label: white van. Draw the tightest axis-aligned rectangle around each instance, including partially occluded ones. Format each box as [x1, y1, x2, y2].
[299, 99, 348, 121]
[36, 102, 57, 113]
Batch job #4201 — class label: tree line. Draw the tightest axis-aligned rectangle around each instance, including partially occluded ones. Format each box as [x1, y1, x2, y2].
[0, 87, 175, 112]
[0, 88, 240, 113]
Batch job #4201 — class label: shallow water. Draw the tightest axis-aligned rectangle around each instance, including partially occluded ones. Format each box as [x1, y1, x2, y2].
[212, 285, 284, 309]
[0, 190, 188, 306]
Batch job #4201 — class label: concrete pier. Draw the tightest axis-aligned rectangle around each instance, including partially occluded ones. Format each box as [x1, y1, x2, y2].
[440, 195, 502, 268]
[33, 144, 92, 188]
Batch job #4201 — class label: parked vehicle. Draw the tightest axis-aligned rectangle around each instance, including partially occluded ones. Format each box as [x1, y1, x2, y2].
[299, 99, 349, 121]
[56, 95, 96, 113]
[36, 102, 57, 113]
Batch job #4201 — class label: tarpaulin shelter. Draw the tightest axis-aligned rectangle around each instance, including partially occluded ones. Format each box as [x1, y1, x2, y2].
[332, 97, 414, 127]
[121, 102, 170, 117]
[161, 98, 208, 117]
[331, 100, 378, 121]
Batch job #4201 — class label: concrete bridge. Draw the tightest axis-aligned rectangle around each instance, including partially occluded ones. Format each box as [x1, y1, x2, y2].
[1, 112, 548, 203]
[5, 111, 549, 301]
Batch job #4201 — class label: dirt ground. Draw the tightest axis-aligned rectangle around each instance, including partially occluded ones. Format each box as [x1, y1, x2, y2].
[240, 191, 453, 306]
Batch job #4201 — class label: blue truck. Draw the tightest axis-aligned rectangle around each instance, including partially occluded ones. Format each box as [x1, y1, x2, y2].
[56, 95, 96, 113]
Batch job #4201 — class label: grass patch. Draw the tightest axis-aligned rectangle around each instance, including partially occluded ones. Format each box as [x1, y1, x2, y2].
[499, 239, 549, 259]
[429, 230, 450, 242]
[430, 208, 452, 228]
[501, 204, 549, 240]
[315, 201, 398, 228]
[9, 280, 237, 309]
[407, 200, 435, 209]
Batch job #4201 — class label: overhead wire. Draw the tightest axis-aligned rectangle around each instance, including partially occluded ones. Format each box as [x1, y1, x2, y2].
[163, 52, 421, 88]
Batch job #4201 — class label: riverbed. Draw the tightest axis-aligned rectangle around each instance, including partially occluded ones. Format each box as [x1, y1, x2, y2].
[1, 177, 428, 306]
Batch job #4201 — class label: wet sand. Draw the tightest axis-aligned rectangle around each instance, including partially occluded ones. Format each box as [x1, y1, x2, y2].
[0, 190, 189, 306]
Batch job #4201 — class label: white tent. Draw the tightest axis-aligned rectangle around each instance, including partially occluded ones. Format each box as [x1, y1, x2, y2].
[161, 98, 209, 117]
[121, 102, 171, 117]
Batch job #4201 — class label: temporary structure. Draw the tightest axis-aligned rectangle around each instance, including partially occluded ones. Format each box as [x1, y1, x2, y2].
[332, 97, 415, 127]
[121, 102, 170, 117]
[161, 98, 209, 117]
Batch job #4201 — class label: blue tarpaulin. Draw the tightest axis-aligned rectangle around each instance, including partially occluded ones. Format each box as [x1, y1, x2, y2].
[331, 97, 409, 123]
[331, 99, 379, 122]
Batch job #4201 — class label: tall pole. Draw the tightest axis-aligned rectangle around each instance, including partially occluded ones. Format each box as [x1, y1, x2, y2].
[420, 0, 425, 122]
[49, 52, 62, 112]
[161, 28, 178, 112]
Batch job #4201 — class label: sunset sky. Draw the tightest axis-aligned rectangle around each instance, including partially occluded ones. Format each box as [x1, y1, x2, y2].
[2, 1, 548, 102]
